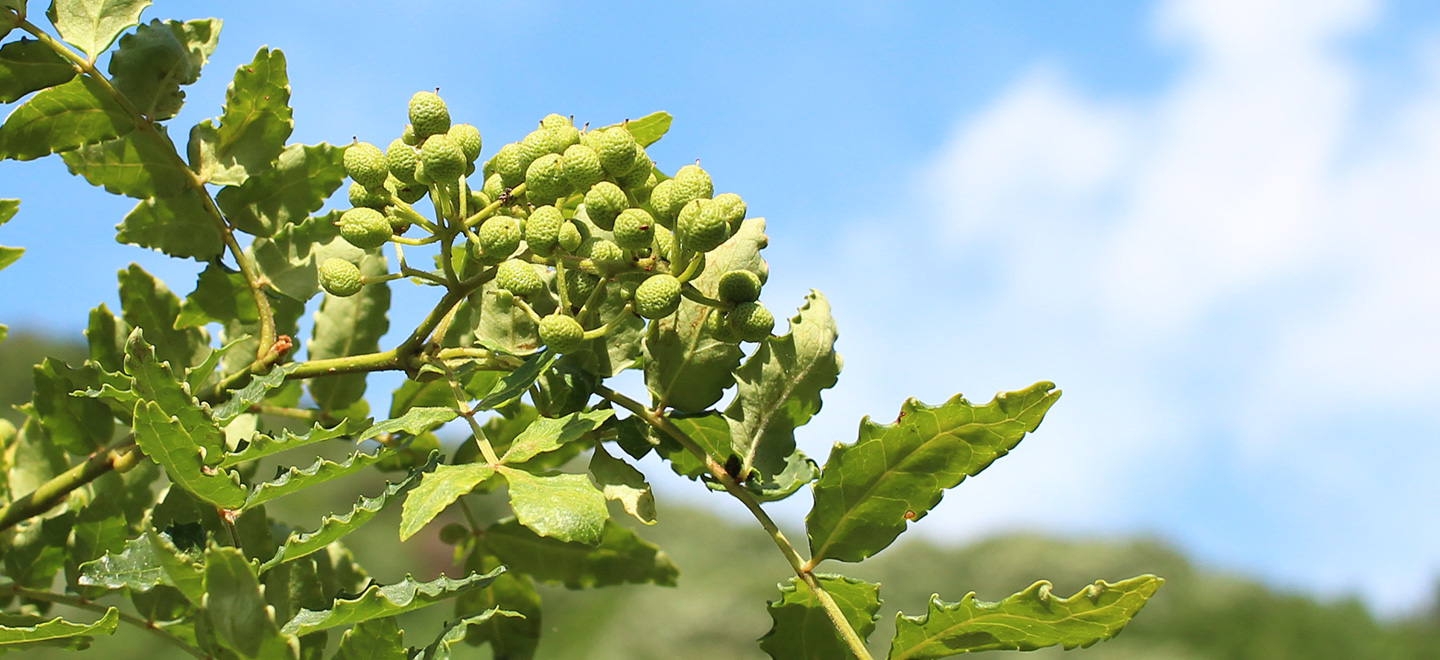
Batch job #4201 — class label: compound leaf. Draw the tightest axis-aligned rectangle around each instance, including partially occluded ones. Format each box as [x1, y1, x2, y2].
[0, 38, 77, 103]
[498, 467, 608, 545]
[0, 75, 132, 160]
[888, 576, 1164, 659]
[107, 18, 219, 121]
[484, 518, 676, 589]
[61, 127, 192, 198]
[398, 463, 494, 542]
[46, 0, 150, 59]
[280, 569, 504, 637]
[588, 443, 655, 524]
[118, 264, 207, 371]
[219, 418, 365, 468]
[355, 405, 456, 443]
[187, 47, 291, 186]
[760, 574, 881, 660]
[807, 382, 1061, 564]
[133, 399, 245, 508]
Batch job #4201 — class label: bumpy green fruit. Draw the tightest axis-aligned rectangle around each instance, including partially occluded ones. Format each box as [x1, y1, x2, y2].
[616, 147, 653, 189]
[558, 220, 583, 254]
[677, 199, 731, 253]
[408, 91, 451, 139]
[420, 134, 466, 182]
[711, 192, 746, 231]
[496, 259, 545, 297]
[340, 207, 393, 250]
[562, 144, 605, 192]
[612, 208, 655, 250]
[448, 123, 482, 162]
[652, 224, 676, 261]
[349, 181, 388, 210]
[671, 164, 713, 207]
[587, 127, 639, 176]
[477, 216, 522, 261]
[717, 269, 762, 303]
[383, 207, 411, 234]
[521, 128, 567, 163]
[584, 181, 627, 230]
[649, 178, 681, 225]
[729, 302, 774, 342]
[526, 153, 570, 204]
[540, 114, 570, 130]
[482, 172, 506, 201]
[560, 269, 599, 305]
[704, 308, 739, 343]
[524, 205, 563, 256]
[492, 143, 527, 187]
[538, 313, 585, 353]
[344, 141, 388, 189]
[466, 190, 491, 215]
[319, 258, 363, 297]
[580, 237, 627, 272]
[385, 175, 427, 204]
[401, 123, 419, 146]
[634, 274, 682, 319]
[386, 138, 419, 184]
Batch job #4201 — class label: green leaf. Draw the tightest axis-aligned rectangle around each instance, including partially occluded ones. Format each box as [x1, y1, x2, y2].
[644, 217, 768, 412]
[146, 528, 207, 605]
[477, 350, 555, 411]
[0, 244, 22, 271]
[4, 511, 73, 589]
[249, 210, 353, 301]
[117, 190, 223, 260]
[499, 467, 608, 545]
[124, 328, 215, 445]
[261, 457, 434, 571]
[565, 283, 644, 377]
[398, 463, 494, 542]
[307, 251, 389, 412]
[244, 448, 389, 510]
[77, 534, 165, 591]
[118, 265, 206, 370]
[86, 302, 127, 372]
[888, 576, 1164, 659]
[134, 399, 246, 508]
[807, 382, 1061, 564]
[60, 127, 192, 197]
[0, 608, 118, 647]
[654, 411, 733, 480]
[418, 610, 523, 660]
[215, 142, 345, 237]
[456, 550, 540, 660]
[46, 0, 150, 59]
[474, 280, 544, 356]
[619, 111, 672, 148]
[203, 547, 299, 660]
[0, 38, 77, 103]
[211, 363, 293, 424]
[744, 449, 819, 503]
[0, 75, 133, 160]
[355, 405, 456, 443]
[280, 569, 504, 637]
[760, 574, 881, 660]
[0, 199, 19, 273]
[485, 518, 676, 589]
[588, 443, 655, 524]
[219, 418, 365, 468]
[726, 289, 841, 477]
[501, 409, 612, 464]
[334, 617, 406, 660]
[31, 357, 111, 454]
[188, 47, 292, 186]
[0, 198, 15, 223]
[107, 18, 219, 120]
[5, 416, 67, 498]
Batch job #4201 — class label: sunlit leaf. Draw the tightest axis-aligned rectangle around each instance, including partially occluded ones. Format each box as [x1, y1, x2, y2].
[0, 608, 118, 648]
[0, 38, 77, 103]
[107, 18, 219, 120]
[280, 569, 504, 637]
[0, 76, 132, 160]
[46, 0, 150, 59]
[187, 46, 291, 186]
[399, 463, 494, 542]
[760, 574, 881, 660]
[499, 467, 608, 545]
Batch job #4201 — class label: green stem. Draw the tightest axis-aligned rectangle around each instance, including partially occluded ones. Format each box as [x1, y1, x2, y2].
[680, 283, 729, 309]
[463, 183, 527, 229]
[593, 384, 877, 660]
[0, 442, 140, 534]
[437, 361, 502, 465]
[0, 585, 209, 660]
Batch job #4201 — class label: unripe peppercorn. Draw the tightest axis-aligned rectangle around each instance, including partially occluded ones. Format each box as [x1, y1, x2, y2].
[476, 216, 522, 261]
[717, 269, 762, 304]
[496, 259, 545, 297]
[612, 208, 656, 250]
[319, 258, 363, 297]
[408, 91, 451, 139]
[633, 274, 682, 319]
[344, 141, 388, 189]
[525, 153, 570, 204]
[729, 302, 775, 343]
[584, 181, 627, 230]
[420, 134, 466, 182]
[447, 123, 482, 163]
[538, 313, 584, 353]
[339, 207, 393, 250]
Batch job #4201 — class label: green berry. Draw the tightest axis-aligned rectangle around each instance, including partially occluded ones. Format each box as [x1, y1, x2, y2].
[477, 216, 522, 261]
[482, 172, 506, 201]
[584, 181, 627, 230]
[319, 258, 363, 297]
[616, 147, 653, 189]
[717, 269, 762, 304]
[560, 269, 599, 305]
[521, 128, 566, 162]
[649, 178, 681, 225]
[558, 220, 583, 253]
[344, 142, 388, 189]
[633, 274, 682, 319]
[408, 91, 450, 139]
[525, 153, 570, 204]
[467, 189, 491, 214]
[340, 207, 393, 250]
[401, 123, 419, 146]
[383, 207, 411, 234]
[711, 192, 746, 231]
[492, 143, 528, 187]
[348, 181, 388, 210]
[540, 113, 571, 131]
[677, 199, 731, 253]
[580, 237, 626, 272]
[672, 164, 714, 201]
[652, 224, 676, 261]
[447, 123, 482, 162]
[588, 127, 639, 177]
[525, 205, 564, 257]
[704, 309, 739, 343]
[386, 138, 419, 184]
[496, 259, 545, 297]
[729, 302, 774, 342]
[613, 208, 655, 250]
[538, 314, 585, 353]
[385, 175, 427, 204]
[562, 144, 605, 192]
[420, 134, 466, 182]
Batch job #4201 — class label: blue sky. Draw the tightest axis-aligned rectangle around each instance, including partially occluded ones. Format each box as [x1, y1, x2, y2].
[4, 0, 1440, 615]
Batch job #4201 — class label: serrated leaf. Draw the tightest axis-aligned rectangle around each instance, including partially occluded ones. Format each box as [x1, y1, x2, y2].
[0, 75, 132, 160]
[654, 411, 733, 480]
[0, 244, 22, 271]
[355, 406, 457, 443]
[807, 382, 1061, 565]
[477, 350, 555, 411]
[117, 190, 223, 259]
[6, 416, 67, 497]
[124, 328, 213, 441]
[308, 251, 389, 412]
[619, 111, 672, 147]
[118, 264, 206, 370]
[644, 217, 768, 412]
[211, 363, 294, 424]
[46, 0, 150, 59]
[203, 546, 298, 660]
[418, 609, 523, 660]
[0, 608, 118, 647]
[260, 456, 434, 571]
[61, 127, 192, 197]
[588, 443, 655, 524]
[727, 290, 840, 479]
[456, 550, 540, 660]
[86, 302, 127, 372]
[485, 518, 676, 588]
[107, 18, 219, 120]
[218, 418, 364, 468]
[334, 617, 405, 660]
[744, 449, 819, 503]
[888, 576, 1164, 659]
[398, 463, 494, 542]
[280, 569, 504, 637]
[244, 448, 389, 510]
[31, 357, 111, 454]
[77, 532, 161, 591]
[215, 142, 344, 237]
[501, 409, 612, 464]
[134, 399, 245, 508]
[0, 38, 77, 103]
[249, 210, 352, 302]
[499, 467, 608, 545]
[188, 47, 291, 186]
[760, 574, 881, 660]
